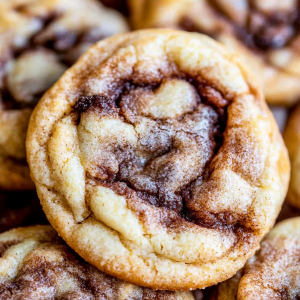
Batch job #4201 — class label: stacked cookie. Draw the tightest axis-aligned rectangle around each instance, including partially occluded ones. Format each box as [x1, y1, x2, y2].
[0, 226, 192, 299]
[0, 0, 300, 299]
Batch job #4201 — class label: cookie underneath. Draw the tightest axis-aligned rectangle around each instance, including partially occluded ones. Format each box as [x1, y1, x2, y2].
[0, 225, 194, 300]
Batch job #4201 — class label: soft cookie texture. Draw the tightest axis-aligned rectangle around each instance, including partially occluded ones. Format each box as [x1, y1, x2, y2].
[284, 104, 300, 210]
[0, 226, 193, 299]
[0, 0, 128, 190]
[210, 217, 300, 300]
[129, 0, 300, 106]
[27, 29, 290, 290]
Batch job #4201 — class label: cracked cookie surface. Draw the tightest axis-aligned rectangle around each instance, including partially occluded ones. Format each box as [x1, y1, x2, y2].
[27, 29, 290, 290]
[0, 0, 128, 190]
[129, 0, 300, 105]
[0, 225, 193, 300]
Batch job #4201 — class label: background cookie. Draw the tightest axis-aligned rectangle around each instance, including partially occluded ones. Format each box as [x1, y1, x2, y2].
[210, 217, 300, 299]
[0, 0, 128, 190]
[0, 225, 194, 299]
[129, 0, 300, 106]
[27, 29, 290, 290]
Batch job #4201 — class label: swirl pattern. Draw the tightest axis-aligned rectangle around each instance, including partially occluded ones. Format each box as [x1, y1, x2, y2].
[0, 0, 128, 189]
[27, 30, 290, 290]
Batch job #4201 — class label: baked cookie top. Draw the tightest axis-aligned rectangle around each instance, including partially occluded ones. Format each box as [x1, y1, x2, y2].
[0, 225, 194, 299]
[27, 29, 290, 290]
[0, 0, 128, 189]
[129, 0, 300, 105]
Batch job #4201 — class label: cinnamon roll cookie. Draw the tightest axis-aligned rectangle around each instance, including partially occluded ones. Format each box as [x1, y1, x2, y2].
[210, 217, 300, 300]
[284, 104, 300, 210]
[129, 0, 300, 106]
[0, 0, 128, 190]
[0, 226, 193, 299]
[27, 29, 290, 290]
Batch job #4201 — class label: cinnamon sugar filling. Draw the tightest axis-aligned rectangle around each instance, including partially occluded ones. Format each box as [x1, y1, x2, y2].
[73, 77, 241, 231]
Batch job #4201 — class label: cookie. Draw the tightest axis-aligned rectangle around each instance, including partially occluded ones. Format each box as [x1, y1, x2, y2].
[0, 0, 128, 190]
[27, 29, 290, 290]
[211, 217, 300, 299]
[0, 225, 193, 299]
[129, 0, 300, 105]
